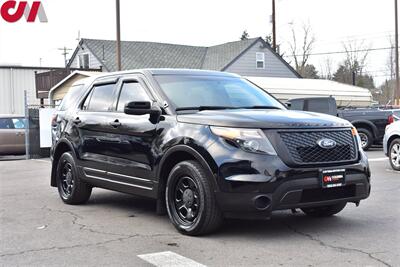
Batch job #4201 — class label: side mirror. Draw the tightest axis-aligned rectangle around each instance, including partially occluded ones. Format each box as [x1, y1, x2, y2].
[124, 101, 161, 123]
[285, 102, 292, 109]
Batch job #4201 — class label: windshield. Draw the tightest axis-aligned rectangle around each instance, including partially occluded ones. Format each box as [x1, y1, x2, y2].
[154, 75, 286, 111]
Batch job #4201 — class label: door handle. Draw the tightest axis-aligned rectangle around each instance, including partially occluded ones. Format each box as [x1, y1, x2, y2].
[72, 117, 81, 124]
[110, 119, 121, 128]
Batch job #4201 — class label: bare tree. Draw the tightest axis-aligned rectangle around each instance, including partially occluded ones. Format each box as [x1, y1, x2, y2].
[289, 23, 316, 78]
[387, 37, 396, 80]
[342, 39, 371, 74]
[320, 57, 333, 80]
[333, 40, 375, 89]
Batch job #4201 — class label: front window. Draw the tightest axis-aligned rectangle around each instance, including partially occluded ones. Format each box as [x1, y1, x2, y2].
[154, 75, 285, 111]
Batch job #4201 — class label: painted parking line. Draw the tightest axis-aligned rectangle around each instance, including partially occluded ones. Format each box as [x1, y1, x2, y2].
[368, 157, 388, 162]
[138, 251, 207, 267]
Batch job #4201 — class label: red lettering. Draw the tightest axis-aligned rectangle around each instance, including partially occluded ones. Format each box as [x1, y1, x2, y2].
[26, 1, 40, 22]
[0, 0, 26, 23]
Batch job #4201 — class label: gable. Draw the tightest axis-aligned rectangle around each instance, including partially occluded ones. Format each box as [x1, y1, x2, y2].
[201, 38, 259, 70]
[224, 40, 299, 78]
[69, 43, 104, 70]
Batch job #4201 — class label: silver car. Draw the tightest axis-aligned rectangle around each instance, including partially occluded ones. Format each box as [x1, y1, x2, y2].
[383, 120, 400, 171]
[0, 115, 26, 155]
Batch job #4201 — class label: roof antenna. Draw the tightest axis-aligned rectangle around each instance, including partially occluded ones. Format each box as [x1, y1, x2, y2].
[76, 30, 81, 42]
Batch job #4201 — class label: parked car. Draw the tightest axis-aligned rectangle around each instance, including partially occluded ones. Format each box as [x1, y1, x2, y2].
[50, 69, 371, 235]
[383, 120, 400, 171]
[287, 97, 398, 150]
[0, 114, 26, 155]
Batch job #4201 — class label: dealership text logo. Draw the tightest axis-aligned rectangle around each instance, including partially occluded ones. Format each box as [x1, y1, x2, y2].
[0, 1, 47, 23]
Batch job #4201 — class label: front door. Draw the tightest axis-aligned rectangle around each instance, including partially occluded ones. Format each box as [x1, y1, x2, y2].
[105, 76, 158, 195]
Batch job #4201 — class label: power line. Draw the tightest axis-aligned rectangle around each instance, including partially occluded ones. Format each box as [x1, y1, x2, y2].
[284, 46, 395, 57]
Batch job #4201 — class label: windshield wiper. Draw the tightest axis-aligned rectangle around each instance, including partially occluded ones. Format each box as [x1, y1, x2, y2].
[239, 106, 282, 110]
[175, 106, 240, 111]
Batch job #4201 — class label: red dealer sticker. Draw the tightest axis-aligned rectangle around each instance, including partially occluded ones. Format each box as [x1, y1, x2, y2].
[320, 169, 346, 188]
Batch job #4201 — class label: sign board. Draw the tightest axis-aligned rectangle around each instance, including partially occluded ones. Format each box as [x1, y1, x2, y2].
[39, 108, 55, 148]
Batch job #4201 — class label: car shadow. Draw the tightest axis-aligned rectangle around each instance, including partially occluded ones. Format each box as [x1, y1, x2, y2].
[83, 190, 365, 238]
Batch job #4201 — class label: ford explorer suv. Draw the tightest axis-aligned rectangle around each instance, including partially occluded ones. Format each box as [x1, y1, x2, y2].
[50, 69, 371, 235]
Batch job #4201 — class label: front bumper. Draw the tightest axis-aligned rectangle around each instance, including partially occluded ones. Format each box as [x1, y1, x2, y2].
[207, 131, 371, 219]
[216, 170, 370, 219]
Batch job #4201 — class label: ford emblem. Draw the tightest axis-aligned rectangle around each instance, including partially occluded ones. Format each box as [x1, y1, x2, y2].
[317, 138, 337, 149]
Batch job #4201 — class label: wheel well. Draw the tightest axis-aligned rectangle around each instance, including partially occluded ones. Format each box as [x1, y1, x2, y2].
[387, 134, 400, 151]
[50, 142, 72, 187]
[157, 151, 196, 199]
[353, 123, 374, 137]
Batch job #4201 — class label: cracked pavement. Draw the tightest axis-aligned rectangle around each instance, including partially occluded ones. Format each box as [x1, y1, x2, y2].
[0, 149, 399, 266]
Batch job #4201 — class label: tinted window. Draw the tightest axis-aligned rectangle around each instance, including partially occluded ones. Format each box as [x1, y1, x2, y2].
[307, 99, 330, 114]
[59, 84, 84, 111]
[0, 118, 14, 129]
[86, 84, 116, 112]
[154, 75, 285, 110]
[117, 82, 150, 112]
[12, 118, 25, 129]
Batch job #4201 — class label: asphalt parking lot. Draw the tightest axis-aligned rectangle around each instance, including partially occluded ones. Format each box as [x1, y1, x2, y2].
[0, 149, 399, 267]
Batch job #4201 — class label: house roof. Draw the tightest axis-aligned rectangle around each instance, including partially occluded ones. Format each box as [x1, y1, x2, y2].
[68, 37, 300, 77]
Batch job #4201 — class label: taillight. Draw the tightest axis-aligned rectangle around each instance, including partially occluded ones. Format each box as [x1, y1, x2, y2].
[388, 114, 394, 125]
[51, 114, 58, 127]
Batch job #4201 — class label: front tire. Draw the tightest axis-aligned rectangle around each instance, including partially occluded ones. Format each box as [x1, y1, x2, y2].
[301, 202, 347, 217]
[56, 152, 92, 204]
[165, 160, 223, 236]
[389, 138, 400, 171]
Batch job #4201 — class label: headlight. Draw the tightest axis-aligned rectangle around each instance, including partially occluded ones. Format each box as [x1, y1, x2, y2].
[352, 127, 363, 151]
[210, 126, 277, 155]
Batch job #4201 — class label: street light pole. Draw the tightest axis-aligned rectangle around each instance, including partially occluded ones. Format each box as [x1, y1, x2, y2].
[116, 0, 122, 71]
[272, 0, 276, 52]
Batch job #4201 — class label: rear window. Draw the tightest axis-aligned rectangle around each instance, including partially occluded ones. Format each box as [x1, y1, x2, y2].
[0, 118, 14, 129]
[58, 84, 84, 111]
[84, 83, 116, 112]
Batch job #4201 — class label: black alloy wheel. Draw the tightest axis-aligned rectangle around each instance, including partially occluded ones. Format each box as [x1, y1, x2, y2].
[56, 152, 92, 204]
[165, 160, 223, 235]
[173, 176, 200, 224]
[60, 161, 74, 199]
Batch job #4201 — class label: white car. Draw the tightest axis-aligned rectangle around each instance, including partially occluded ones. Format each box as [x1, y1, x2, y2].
[383, 120, 400, 171]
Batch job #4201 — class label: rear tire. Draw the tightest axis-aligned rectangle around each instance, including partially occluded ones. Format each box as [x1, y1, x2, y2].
[301, 202, 346, 217]
[165, 160, 223, 236]
[389, 138, 400, 171]
[56, 152, 92, 204]
[357, 128, 373, 151]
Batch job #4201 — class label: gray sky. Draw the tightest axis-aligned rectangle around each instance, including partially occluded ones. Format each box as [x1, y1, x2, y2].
[0, 0, 397, 85]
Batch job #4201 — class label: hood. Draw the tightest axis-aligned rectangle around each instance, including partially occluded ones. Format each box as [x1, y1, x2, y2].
[177, 109, 352, 129]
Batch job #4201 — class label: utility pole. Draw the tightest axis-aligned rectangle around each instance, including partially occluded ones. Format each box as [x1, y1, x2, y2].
[116, 0, 122, 71]
[272, 0, 276, 52]
[58, 46, 72, 67]
[395, 0, 399, 105]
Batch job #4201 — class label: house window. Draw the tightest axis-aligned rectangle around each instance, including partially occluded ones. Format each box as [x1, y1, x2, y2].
[78, 53, 90, 69]
[256, 52, 265, 69]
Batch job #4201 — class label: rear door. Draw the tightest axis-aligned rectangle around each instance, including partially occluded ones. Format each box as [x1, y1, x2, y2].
[73, 78, 119, 176]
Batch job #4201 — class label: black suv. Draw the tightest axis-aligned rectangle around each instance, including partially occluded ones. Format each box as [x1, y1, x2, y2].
[50, 69, 371, 235]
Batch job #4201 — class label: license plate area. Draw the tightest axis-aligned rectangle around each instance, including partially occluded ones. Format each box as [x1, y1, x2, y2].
[320, 169, 345, 188]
